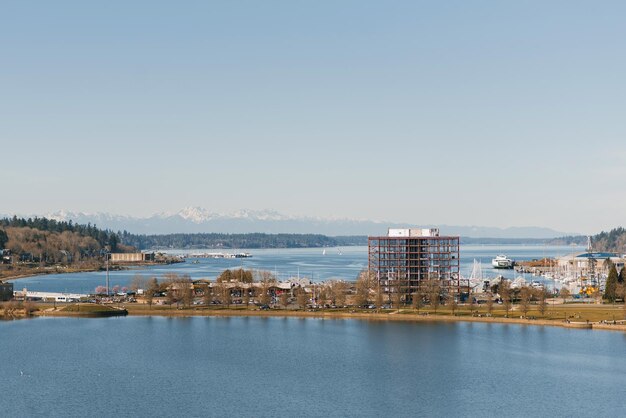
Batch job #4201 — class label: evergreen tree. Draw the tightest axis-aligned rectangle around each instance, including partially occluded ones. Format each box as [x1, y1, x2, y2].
[604, 264, 618, 302]
[0, 229, 8, 249]
[619, 266, 626, 284]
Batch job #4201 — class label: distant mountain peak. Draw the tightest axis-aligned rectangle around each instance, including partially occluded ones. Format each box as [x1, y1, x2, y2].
[5, 208, 576, 238]
[176, 206, 215, 223]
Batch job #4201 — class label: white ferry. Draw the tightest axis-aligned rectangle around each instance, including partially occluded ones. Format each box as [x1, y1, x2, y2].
[491, 254, 515, 269]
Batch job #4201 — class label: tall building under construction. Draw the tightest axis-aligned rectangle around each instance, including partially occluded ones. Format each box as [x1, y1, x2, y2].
[368, 228, 460, 299]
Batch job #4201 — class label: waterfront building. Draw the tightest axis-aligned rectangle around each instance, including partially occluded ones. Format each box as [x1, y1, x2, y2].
[0, 281, 14, 301]
[109, 252, 155, 263]
[368, 228, 460, 300]
[555, 252, 625, 281]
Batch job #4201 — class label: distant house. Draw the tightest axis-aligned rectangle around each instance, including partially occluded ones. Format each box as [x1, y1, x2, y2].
[109, 252, 155, 263]
[1, 249, 11, 264]
[0, 281, 14, 301]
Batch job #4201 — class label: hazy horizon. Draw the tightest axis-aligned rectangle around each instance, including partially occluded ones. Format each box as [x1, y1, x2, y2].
[3, 1, 625, 235]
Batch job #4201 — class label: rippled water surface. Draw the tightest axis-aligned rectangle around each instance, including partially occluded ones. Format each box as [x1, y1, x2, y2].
[1, 316, 624, 417]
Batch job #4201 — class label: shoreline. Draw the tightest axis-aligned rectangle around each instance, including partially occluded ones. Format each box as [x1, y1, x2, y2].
[70, 306, 626, 332]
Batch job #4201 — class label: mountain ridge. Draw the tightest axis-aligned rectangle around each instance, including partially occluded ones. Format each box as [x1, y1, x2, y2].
[2, 208, 577, 239]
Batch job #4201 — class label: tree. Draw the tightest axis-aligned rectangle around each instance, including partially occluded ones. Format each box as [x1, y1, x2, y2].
[279, 292, 289, 309]
[486, 293, 494, 315]
[500, 281, 512, 317]
[130, 273, 147, 293]
[232, 268, 253, 283]
[296, 288, 308, 309]
[519, 286, 532, 317]
[449, 294, 458, 316]
[537, 289, 547, 317]
[259, 283, 271, 306]
[604, 264, 618, 303]
[166, 288, 175, 309]
[467, 289, 476, 315]
[619, 266, 626, 284]
[392, 290, 402, 311]
[0, 229, 8, 249]
[412, 288, 424, 313]
[617, 284, 626, 319]
[375, 282, 384, 310]
[559, 287, 571, 302]
[316, 285, 328, 307]
[428, 280, 441, 314]
[203, 283, 213, 306]
[216, 269, 233, 283]
[331, 281, 347, 307]
[354, 271, 374, 307]
[222, 285, 232, 307]
[145, 277, 158, 308]
[180, 279, 194, 308]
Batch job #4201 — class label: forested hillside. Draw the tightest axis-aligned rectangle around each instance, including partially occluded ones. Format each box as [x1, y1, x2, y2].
[591, 228, 626, 252]
[547, 227, 626, 251]
[0, 216, 131, 263]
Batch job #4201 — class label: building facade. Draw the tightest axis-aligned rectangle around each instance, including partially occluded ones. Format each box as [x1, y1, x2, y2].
[368, 228, 460, 299]
[109, 252, 155, 263]
[0, 281, 14, 301]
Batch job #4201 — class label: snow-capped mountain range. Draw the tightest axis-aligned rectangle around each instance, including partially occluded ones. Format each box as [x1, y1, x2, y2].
[2, 207, 576, 238]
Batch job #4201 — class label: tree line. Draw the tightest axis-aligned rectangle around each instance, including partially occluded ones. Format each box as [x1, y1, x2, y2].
[116, 231, 367, 250]
[548, 227, 626, 251]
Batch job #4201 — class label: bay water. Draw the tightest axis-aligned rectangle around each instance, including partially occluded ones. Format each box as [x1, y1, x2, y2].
[11, 245, 582, 294]
[1, 316, 624, 417]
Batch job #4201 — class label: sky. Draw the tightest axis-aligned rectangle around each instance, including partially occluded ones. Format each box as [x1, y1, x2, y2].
[1, 1, 625, 234]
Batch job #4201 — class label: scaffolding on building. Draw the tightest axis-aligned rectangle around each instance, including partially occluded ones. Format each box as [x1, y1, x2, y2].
[368, 228, 460, 303]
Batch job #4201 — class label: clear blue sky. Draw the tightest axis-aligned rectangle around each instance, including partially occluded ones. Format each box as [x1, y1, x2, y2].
[2, 1, 625, 234]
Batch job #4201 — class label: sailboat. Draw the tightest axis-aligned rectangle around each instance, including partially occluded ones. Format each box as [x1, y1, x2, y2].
[469, 259, 486, 292]
[322, 249, 326, 256]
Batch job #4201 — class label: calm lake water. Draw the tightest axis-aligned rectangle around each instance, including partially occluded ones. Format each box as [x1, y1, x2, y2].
[12, 245, 582, 294]
[1, 316, 625, 417]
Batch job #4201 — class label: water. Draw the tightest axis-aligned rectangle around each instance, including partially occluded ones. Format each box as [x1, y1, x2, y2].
[11, 245, 582, 294]
[1, 316, 625, 417]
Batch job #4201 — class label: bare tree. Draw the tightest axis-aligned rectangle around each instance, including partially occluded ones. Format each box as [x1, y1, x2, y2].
[392, 289, 402, 311]
[331, 281, 347, 307]
[202, 283, 213, 307]
[355, 270, 375, 307]
[537, 288, 547, 317]
[222, 285, 232, 307]
[243, 286, 251, 307]
[519, 286, 532, 317]
[180, 280, 194, 308]
[500, 281, 512, 317]
[296, 288, 308, 309]
[22, 301, 37, 316]
[375, 282, 384, 310]
[166, 288, 175, 309]
[145, 277, 158, 308]
[279, 292, 289, 309]
[449, 294, 458, 316]
[486, 293, 494, 315]
[130, 273, 147, 293]
[428, 280, 441, 314]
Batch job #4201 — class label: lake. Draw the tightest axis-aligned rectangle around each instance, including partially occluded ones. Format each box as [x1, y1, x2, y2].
[11, 245, 582, 294]
[1, 316, 624, 417]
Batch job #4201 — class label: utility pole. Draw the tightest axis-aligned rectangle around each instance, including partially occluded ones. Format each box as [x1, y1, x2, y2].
[105, 250, 110, 296]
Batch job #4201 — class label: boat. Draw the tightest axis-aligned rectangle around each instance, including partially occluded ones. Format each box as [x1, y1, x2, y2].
[491, 254, 515, 269]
